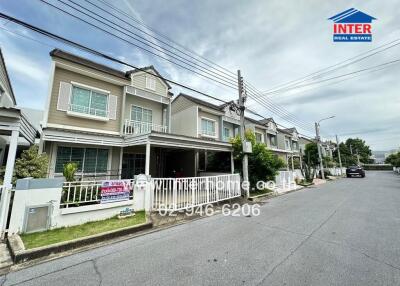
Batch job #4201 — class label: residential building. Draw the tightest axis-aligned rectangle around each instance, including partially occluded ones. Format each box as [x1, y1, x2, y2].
[171, 94, 301, 170]
[40, 49, 233, 180]
[0, 48, 38, 176]
[276, 127, 301, 169]
[0, 48, 38, 236]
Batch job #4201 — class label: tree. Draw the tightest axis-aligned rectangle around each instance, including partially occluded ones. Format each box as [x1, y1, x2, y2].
[303, 143, 319, 167]
[345, 138, 372, 164]
[231, 130, 285, 188]
[333, 138, 372, 166]
[13, 145, 49, 183]
[385, 152, 400, 167]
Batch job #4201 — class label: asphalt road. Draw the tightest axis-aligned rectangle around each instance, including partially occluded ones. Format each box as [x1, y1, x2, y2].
[2, 171, 400, 286]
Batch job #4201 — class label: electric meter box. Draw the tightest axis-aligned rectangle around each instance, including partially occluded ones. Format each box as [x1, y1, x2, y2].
[243, 141, 252, 154]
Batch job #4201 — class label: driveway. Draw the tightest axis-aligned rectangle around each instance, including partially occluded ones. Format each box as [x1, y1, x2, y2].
[2, 171, 400, 285]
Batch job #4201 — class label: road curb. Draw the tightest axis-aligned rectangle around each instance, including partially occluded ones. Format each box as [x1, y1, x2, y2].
[7, 221, 153, 264]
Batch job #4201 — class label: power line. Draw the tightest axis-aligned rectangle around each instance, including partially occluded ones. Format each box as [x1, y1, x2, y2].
[38, 0, 238, 90]
[248, 63, 398, 106]
[37, 0, 317, 133]
[94, 0, 237, 77]
[57, 0, 238, 86]
[250, 58, 400, 99]
[0, 12, 231, 103]
[0, 11, 319, 136]
[261, 38, 400, 95]
[84, 0, 237, 80]
[243, 82, 316, 132]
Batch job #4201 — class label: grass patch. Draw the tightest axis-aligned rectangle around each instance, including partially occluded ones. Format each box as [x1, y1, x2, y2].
[250, 188, 274, 197]
[21, 211, 146, 249]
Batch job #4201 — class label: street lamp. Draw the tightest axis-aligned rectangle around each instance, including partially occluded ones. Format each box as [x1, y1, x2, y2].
[315, 116, 335, 179]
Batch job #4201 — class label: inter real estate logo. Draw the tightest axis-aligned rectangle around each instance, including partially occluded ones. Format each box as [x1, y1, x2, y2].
[328, 8, 376, 42]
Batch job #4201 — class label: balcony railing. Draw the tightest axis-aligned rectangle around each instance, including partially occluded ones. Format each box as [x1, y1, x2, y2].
[124, 119, 168, 135]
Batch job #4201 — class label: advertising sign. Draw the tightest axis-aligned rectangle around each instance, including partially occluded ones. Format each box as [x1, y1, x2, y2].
[100, 180, 131, 204]
[328, 8, 376, 42]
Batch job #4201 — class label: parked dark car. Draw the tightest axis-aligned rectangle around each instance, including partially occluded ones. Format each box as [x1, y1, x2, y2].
[346, 166, 366, 178]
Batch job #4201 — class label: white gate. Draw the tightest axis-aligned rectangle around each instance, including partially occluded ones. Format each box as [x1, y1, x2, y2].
[152, 174, 241, 211]
[275, 171, 297, 191]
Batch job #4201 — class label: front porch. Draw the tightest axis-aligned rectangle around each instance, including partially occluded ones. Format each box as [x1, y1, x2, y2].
[122, 132, 235, 179]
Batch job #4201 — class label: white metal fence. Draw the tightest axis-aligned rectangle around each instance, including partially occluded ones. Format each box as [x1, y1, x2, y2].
[152, 174, 241, 211]
[124, 119, 168, 135]
[327, 167, 346, 176]
[61, 174, 241, 211]
[275, 171, 297, 190]
[61, 180, 134, 208]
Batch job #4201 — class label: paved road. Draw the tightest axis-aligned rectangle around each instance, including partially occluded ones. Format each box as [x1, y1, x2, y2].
[2, 171, 400, 285]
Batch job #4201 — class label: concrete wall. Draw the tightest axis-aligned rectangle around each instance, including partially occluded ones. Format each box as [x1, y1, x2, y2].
[8, 178, 151, 234]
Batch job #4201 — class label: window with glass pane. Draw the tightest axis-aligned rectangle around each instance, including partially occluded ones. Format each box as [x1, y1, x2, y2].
[201, 119, 215, 136]
[285, 139, 291, 150]
[55, 147, 72, 173]
[223, 127, 230, 140]
[131, 106, 152, 133]
[131, 106, 142, 121]
[84, 148, 97, 173]
[270, 135, 277, 146]
[71, 147, 84, 171]
[91, 92, 108, 117]
[256, 133, 262, 143]
[71, 87, 90, 114]
[96, 149, 108, 172]
[70, 86, 108, 117]
[55, 147, 109, 174]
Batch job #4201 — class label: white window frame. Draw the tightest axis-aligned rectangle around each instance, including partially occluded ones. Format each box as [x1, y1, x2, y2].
[51, 143, 112, 179]
[285, 138, 292, 150]
[130, 104, 153, 123]
[223, 127, 231, 141]
[145, 76, 156, 91]
[67, 82, 110, 121]
[255, 132, 264, 143]
[201, 117, 216, 138]
[269, 134, 277, 147]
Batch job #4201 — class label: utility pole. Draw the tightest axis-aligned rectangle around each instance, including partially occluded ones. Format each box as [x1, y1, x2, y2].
[315, 122, 325, 179]
[237, 70, 249, 198]
[335, 135, 343, 174]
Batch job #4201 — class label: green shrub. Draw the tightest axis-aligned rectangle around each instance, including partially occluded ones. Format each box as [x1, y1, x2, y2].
[13, 145, 49, 184]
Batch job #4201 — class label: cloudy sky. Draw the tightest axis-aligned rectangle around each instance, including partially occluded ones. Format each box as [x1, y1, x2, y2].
[0, 0, 399, 150]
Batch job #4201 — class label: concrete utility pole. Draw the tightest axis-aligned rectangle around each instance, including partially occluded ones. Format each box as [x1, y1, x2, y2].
[315, 122, 325, 180]
[237, 70, 249, 198]
[315, 116, 335, 180]
[335, 135, 343, 174]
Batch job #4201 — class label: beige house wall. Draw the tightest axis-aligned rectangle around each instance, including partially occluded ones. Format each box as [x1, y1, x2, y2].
[48, 67, 125, 133]
[124, 94, 165, 126]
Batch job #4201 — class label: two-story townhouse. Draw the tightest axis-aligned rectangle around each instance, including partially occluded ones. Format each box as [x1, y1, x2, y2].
[41, 50, 233, 180]
[171, 93, 238, 174]
[276, 127, 302, 170]
[258, 118, 278, 149]
[244, 117, 268, 144]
